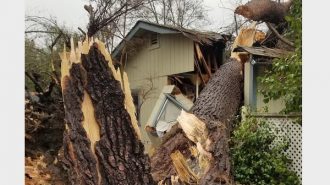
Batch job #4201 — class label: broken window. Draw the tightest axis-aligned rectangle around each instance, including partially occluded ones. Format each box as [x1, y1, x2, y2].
[154, 98, 181, 137]
[146, 85, 193, 137]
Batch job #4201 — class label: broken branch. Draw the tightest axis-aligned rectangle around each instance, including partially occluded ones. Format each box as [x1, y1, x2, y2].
[266, 22, 294, 48]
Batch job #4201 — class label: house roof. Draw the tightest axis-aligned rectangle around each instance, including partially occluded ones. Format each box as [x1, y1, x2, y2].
[233, 45, 292, 58]
[111, 20, 225, 59]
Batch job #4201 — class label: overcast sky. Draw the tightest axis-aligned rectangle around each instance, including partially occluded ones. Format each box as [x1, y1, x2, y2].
[25, 0, 247, 33]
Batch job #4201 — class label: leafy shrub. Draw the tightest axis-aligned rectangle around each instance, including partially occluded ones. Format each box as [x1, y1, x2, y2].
[231, 116, 300, 185]
[258, 0, 302, 115]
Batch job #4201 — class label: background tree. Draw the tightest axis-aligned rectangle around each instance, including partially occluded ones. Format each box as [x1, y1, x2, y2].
[84, 0, 146, 36]
[25, 16, 78, 92]
[24, 15, 79, 184]
[135, 0, 208, 28]
[84, 0, 209, 53]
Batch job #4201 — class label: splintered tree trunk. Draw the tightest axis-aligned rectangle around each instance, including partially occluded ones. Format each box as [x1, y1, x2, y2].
[152, 25, 257, 185]
[190, 58, 243, 185]
[154, 59, 243, 185]
[60, 38, 154, 185]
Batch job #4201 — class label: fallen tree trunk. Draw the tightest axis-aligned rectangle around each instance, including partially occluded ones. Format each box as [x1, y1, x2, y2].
[190, 58, 243, 185]
[153, 59, 243, 185]
[151, 25, 257, 184]
[60, 38, 154, 185]
[59, 27, 255, 185]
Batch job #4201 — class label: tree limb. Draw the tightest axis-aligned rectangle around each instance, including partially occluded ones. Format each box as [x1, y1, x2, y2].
[25, 30, 59, 34]
[49, 33, 63, 50]
[25, 72, 44, 93]
[78, 27, 86, 36]
[266, 22, 294, 48]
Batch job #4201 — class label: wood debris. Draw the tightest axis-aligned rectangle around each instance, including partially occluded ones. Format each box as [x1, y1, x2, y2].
[25, 156, 51, 185]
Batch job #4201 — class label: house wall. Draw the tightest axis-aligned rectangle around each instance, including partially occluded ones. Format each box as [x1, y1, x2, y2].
[244, 62, 301, 182]
[124, 33, 194, 153]
[244, 62, 285, 113]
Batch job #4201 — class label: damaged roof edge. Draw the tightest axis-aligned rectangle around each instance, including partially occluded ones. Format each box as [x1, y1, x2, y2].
[111, 20, 225, 59]
[233, 45, 293, 58]
[112, 20, 180, 59]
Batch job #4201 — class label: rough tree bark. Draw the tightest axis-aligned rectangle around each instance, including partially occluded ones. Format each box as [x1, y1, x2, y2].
[152, 59, 243, 185]
[190, 59, 243, 185]
[60, 38, 154, 185]
[234, 0, 292, 24]
[59, 26, 254, 185]
[150, 125, 194, 182]
[151, 25, 257, 185]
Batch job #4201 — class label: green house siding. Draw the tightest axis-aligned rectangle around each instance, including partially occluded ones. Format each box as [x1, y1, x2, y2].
[244, 62, 285, 113]
[124, 33, 194, 152]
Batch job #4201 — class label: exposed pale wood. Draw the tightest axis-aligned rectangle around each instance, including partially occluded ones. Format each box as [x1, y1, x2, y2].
[189, 145, 211, 175]
[59, 46, 71, 134]
[61, 38, 102, 184]
[157, 175, 181, 185]
[153, 27, 249, 184]
[25, 156, 51, 185]
[89, 37, 94, 47]
[255, 30, 266, 43]
[190, 58, 243, 185]
[61, 56, 100, 184]
[123, 72, 141, 140]
[150, 126, 194, 182]
[177, 110, 208, 145]
[59, 44, 70, 90]
[81, 91, 101, 182]
[81, 36, 90, 54]
[69, 38, 76, 63]
[60, 37, 154, 185]
[75, 41, 82, 62]
[231, 23, 257, 62]
[170, 150, 198, 184]
[80, 100, 97, 139]
[177, 110, 212, 174]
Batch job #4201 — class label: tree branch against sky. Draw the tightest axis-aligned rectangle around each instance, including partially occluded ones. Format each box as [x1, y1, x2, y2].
[26, 0, 239, 33]
[133, 0, 209, 29]
[25, 0, 254, 49]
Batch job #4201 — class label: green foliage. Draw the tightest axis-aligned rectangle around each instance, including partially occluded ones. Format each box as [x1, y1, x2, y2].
[25, 38, 52, 91]
[258, 0, 302, 114]
[231, 115, 300, 185]
[25, 16, 79, 92]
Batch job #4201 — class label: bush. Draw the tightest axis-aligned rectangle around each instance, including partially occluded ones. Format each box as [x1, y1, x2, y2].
[231, 115, 300, 185]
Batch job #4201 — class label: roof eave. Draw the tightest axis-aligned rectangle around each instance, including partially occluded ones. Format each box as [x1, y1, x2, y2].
[111, 21, 180, 59]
